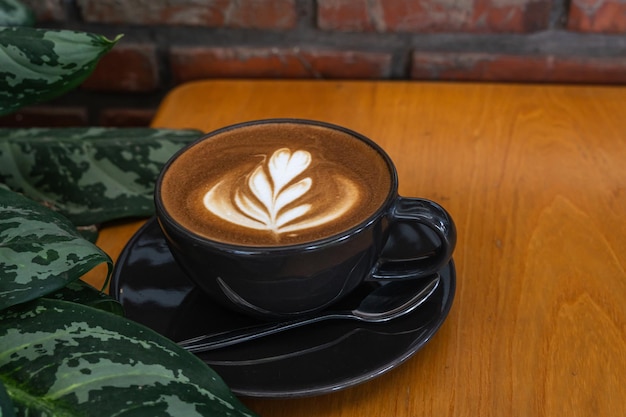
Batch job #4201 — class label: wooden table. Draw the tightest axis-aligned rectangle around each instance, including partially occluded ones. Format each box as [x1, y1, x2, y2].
[87, 80, 626, 417]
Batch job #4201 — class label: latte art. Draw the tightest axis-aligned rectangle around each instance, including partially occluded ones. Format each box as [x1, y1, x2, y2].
[159, 122, 392, 246]
[204, 148, 359, 234]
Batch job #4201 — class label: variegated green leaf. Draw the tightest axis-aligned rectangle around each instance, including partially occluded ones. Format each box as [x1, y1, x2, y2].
[0, 298, 258, 417]
[0, 127, 202, 225]
[45, 279, 124, 316]
[0, 0, 34, 27]
[0, 380, 16, 417]
[0, 187, 112, 311]
[76, 224, 99, 243]
[0, 27, 121, 116]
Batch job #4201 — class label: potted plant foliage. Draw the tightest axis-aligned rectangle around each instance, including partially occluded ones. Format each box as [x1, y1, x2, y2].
[0, 1, 258, 415]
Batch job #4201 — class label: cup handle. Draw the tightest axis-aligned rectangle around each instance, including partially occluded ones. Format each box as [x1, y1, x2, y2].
[369, 197, 456, 280]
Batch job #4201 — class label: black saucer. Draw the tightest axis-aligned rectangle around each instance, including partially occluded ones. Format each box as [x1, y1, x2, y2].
[111, 218, 456, 398]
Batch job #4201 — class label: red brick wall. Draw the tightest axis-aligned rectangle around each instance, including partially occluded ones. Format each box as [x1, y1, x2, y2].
[2, 0, 625, 127]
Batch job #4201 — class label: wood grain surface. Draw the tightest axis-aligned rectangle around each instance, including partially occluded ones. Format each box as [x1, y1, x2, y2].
[86, 81, 626, 417]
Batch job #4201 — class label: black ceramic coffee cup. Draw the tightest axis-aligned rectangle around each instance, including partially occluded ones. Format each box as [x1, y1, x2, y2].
[155, 119, 456, 319]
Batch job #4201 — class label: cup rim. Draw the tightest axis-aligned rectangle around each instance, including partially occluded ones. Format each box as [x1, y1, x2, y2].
[154, 118, 399, 253]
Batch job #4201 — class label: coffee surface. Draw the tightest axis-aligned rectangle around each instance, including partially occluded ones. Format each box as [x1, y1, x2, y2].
[160, 122, 392, 246]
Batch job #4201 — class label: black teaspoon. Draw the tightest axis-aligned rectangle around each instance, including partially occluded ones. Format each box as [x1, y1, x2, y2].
[178, 274, 440, 353]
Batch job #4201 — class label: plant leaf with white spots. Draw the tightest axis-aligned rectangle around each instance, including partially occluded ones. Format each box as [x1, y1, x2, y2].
[0, 27, 121, 116]
[45, 279, 124, 316]
[0, 298, 258, 417]
[0, 127, 202, 225]
[0, 187, 112, 311]
[0, 0, 35, 27]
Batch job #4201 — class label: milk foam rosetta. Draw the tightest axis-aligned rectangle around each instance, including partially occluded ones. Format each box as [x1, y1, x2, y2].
[160, 122, 392, 246]
[203, 148, 360, 234]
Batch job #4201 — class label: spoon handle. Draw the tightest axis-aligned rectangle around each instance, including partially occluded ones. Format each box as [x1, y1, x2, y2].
[178, 313, 338, 353]
[178, 275, 439, 353]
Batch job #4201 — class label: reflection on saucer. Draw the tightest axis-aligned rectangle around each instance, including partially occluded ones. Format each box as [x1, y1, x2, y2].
[111, 218, 455, 398]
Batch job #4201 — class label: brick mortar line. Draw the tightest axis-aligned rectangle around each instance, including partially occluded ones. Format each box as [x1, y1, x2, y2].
[34, 18, 626, 58]
[550, 0, 571, 29]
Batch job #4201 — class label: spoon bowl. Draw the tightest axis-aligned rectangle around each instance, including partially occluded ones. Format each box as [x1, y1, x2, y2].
[179, 274, 440, 353]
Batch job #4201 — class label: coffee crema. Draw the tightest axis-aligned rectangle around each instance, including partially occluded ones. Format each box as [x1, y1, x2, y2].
[160, 122, 392, 246]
